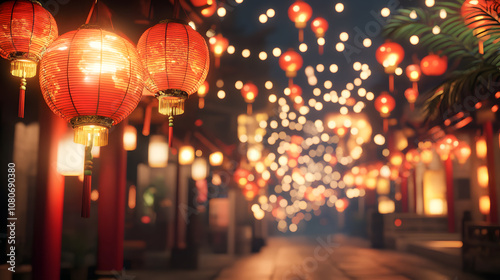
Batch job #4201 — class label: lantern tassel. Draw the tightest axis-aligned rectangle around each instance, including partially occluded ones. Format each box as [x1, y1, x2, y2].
[289, 78, 293, 88]
[142, 104, 152, 136]
[215, 56, 220, 69]
[168, 115, 174, 147]
[81, 145, 93, 218]
[247, 103, 252, 115]
[298, 28, 304, 42]
[18, 77, 26, 118]
[410, 103, 414, 111]
[389, 74, 394, 94]
[319, 45, 323, 55]
[199, 97, 205, 109]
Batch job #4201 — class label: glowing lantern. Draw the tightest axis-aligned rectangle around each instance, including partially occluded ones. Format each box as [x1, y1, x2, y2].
[376, 41, 404, 93]
[123, 125, 137, 151]
[479, 195, 490, 215]
[406, 64, 421, 82]
[389, 152, 404, 167]
[376, 42, 404, 73]
[461, 0, 488, 53]
[428, 198, 445, 215]
[287, 135, 303, 159]
[310, 17, 328, 54]
[406, 149, 421, 165]
[247, 146, 262, 162]
[289, 84, 303, 102]
[404, 88, 419, 110]
[148, 135, 169, 168]
[192, 158, 208, 181]
[209, 151, 223, 166]
[241, 82, 258, 115]
[191, 0, 217, 17]
[0, 0, 58, 118]
[335, 198, 348, 212]
[288, 0, 312, 42]
[378, 197, 395, 214]
[209, 34, 228, 68]
[137, 19, 210, 147]
[179, 145, 195, 165]
[477, 165, 489, 188]
[476, 137, 487, 159]
[377, 178, 390, 195]
[279, 49, 303, 87]
[40, 25, 144, 218]
[197, 81, 209, 109]
[421, 54, 447, 76]
[374, 91, 395, 132]
[454, 141, 471, 164]
[234, 168, 251, 187]
[435, 135, 458, 161]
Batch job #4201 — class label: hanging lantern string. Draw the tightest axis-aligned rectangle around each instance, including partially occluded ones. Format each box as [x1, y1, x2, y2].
[142, 103, 153, 136]
[18, 76, 26, 118]
[81, 138, 94, 218]
[389, 74, 394, 94]
[85, 0, 99, 25]
[173, 0, 181, 19]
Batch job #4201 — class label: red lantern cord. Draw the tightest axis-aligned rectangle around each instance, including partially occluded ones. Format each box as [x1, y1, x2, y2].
[389, 74, 394, 93]
[142, 104, 152, 136]
[81, 145, 93, 218]
[169, 116, 174, 147]
[247, 104, 252, 115]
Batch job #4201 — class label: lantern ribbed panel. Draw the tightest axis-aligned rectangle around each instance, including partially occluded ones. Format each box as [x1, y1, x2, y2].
[0, 0, 58, 61]
[39, 27, 144, 125]
[137, 21, 210, 96]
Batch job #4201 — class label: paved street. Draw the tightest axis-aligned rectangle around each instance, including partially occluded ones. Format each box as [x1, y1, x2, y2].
[216, 235, 488, 280]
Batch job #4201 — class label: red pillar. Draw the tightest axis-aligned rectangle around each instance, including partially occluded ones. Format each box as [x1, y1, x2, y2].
[445, 157, 455, 232]
[401, 175, 408, 213]
[484, 121, 498, 223]
[32, 104, 67, 280]
[97, 121, 127, 273]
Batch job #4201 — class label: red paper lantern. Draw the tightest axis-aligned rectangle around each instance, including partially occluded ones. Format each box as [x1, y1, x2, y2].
[0, 0, 58, 118]
[454, 140, 471, 164]
[406, 64, 421, 82]
[376, 42, 404, 74]
[288, 0, 312, 42]
[311, 17, 328, 55]
[191, 0, 217, 17]
[279, 49, 303, 87]
[39, 26, 144, 217]
[209, 34, 228, 68]
[137, 19, 210, 146]
[421, 54, 447, 76]
[404, 88, 419, 110]
[241, 82, 258, 115]
[374, 92, 395, 132]
[436, 135, 459, 161]
[197, 81, 209, 109]
[462, 0, 489, 53]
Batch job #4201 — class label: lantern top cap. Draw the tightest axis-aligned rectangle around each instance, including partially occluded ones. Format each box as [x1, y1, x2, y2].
[159, 18, 189, 26]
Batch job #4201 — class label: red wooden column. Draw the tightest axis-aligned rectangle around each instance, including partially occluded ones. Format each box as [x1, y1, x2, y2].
[484, 121, 498, 223]
[445, 157, 455, 232]
[401, 175, 408, 213]
[32, 103, 67, 280]
[97, 121, 127, 273]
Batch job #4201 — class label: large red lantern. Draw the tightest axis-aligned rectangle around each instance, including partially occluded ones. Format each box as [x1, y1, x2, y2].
[421, 54, 447, 76]
[436, 135, 459, 161]
[0, 0, 58, 118]
[311, 17, 328, 54]
[241, 82, 258, 115]
[279, 49, 303, 87]
[137, 19, 210, 147]
[374, 91, 396, 132]
[190, 0, 216, 17]
[39, 26, 144, 217]
[461, 0, 488, 53]
[209, 34, 228, 68]
[376, 42, 404, 93]
[288, 0, 312, 42]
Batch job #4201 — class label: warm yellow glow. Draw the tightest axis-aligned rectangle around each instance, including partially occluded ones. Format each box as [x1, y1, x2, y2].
[477, 165, 489, 188]
[423, 170, 447, 215]
[336, 42, 345, 52]
[148, 135, 168, 168]
[381, 7, 391, 17]
[428, 198, 445, 215]
[123, 125, 137, 151]
[378, 197, 395, 214]
[376, 178, 390, 195]
[217, 90, 226, 99]
[210, 151, 224, 166]
[476, 137, 487, 159]
[335, 3, 344, 13]
[267, 9, 275, 18]
[259, 14, 268, 23]
[90, 189, 99, 201]
[179, 146, 195, 165]
[409, 35, 419, 45]
[217, 7, 226, 17]
[479, 195, 490, 215]
[247, 147, 262, 162]
[339, 32, 349, 41]
[363, 38, 372, 47]
[192, 158, 208, 180]
[421, 149, 433, 164]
